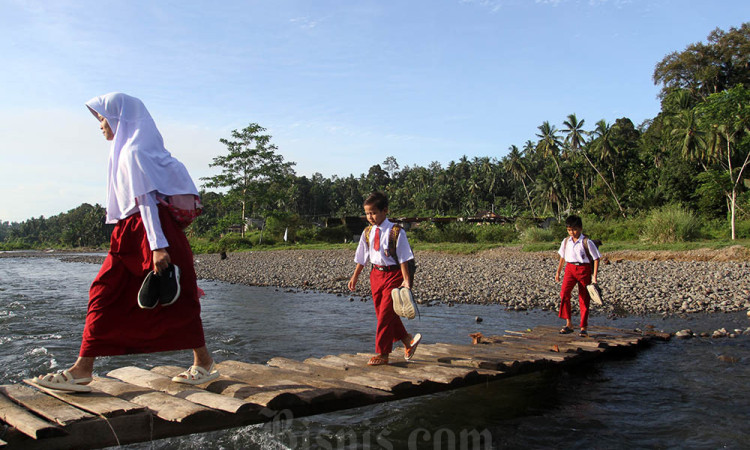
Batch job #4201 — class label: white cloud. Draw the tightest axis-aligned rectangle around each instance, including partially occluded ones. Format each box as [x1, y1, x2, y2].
[289, 16, 320, 30]
[459, 0, 505, 13]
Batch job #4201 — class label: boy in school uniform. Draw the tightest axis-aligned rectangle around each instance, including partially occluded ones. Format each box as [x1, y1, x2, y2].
[348, 191, 422, 366]
[554, 215, 601, 337]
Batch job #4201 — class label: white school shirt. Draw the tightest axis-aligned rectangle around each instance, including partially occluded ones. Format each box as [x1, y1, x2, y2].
[558, 234, 601, 263]
[354, 219, 414, 267]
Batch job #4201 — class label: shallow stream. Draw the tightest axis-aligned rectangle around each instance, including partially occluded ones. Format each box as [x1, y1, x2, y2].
[1, 255, 748, 449]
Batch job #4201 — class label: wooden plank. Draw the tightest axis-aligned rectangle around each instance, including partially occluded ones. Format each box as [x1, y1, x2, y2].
[107, 367, 258, 415]
[308, 355, 435, 386]
[1, 410, 155, 450]
[0, 384, 93, 427]
[267, 357, 415, 393]
[88, 377, 221, 424]
[422, 343, 551, 365]
[413, 345, 515, 371]
[335, 353, 487, 386]
[500, 332, 606, 350]
[0, 391, 65, 439]
[20, 380, 145, 419]
[0, 437, 6, 447]
[212, 360, 392, 409]
[216, 360, 392, 402]
[431, 342, 570, 362]
[150, 365, 314, 410]
[469, 339, 601, 360]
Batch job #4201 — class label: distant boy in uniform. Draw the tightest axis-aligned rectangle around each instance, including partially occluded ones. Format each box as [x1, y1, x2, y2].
[555, 215, 601, 337]
[348, 191, 422, 365]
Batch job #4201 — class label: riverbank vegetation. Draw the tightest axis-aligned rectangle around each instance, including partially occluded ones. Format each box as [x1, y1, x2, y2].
[2, 24, 749, 254]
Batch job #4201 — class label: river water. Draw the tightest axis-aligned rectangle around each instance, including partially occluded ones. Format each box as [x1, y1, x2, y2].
[0, 254, 748, 449]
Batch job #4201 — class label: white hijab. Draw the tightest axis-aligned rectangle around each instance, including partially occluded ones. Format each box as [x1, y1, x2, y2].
[85, 93, 199, 224]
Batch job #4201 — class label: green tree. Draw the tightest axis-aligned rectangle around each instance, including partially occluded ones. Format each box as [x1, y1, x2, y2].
[653, 23, 750, 100]
[503, 145, 536, 216]
[695, 84, 750, 239]
[201, 123, 295, 236]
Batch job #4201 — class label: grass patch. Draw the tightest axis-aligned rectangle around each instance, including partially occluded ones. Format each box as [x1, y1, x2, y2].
[411, 242, 507, 255]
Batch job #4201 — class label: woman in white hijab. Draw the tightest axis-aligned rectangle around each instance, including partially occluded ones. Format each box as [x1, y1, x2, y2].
[33, 93, 218, 392]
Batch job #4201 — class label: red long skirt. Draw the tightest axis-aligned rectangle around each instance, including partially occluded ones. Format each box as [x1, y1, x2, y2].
[79, 206, 205, 357]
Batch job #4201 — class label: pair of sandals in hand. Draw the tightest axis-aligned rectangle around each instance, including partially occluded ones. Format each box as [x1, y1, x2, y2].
[30, 363, 220, 393]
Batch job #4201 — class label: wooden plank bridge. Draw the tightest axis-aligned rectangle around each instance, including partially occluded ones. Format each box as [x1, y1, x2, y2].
[0, 325, 670, 449]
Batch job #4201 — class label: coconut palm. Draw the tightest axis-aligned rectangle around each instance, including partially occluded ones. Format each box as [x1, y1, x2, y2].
[585, 120, 627, 218]
[504, 145, 537, 216]
[562, 114, 587, 153]
[536, 121, 563, 175]
[669, 109, 709, 167]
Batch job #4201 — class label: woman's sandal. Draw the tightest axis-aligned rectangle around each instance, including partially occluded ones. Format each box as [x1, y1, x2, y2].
[579, 329, 588, 337]
[404, 333, 422, 361]
[367, 355, 389, 366]
[559, 326, 574, 334]
[32, 370, 92, 393]
[172, 362, 220, 385]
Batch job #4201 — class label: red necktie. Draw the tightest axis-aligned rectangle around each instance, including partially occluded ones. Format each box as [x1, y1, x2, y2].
[373, 227, 380, 251]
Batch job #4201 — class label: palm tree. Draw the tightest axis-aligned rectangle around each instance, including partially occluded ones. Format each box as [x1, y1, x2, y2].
[504, 145, 536, 216]
[536, 121, 563, 176]
[534, 173, 563, 219]
[590, 120, 616, 176]
[562, 114, 589, 202]
[562, 114, 587, 153]
[536, 121, 570, 211]
[669, 109, 709, 168]
[586, 120, 627, 218]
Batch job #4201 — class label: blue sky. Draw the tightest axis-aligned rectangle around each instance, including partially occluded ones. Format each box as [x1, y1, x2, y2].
[1, 0, 747, 222]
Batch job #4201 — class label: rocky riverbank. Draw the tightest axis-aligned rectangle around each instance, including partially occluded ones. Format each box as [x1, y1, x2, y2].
[192, 245, 750, 317]
[8, 245, 750, 317]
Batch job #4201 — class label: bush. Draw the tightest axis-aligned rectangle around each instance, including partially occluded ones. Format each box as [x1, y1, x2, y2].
[265, 213, 301, 242]
[734, 220, 750, 239]
[219, 233, 254, 250]
[474, 223, 518, 243]
[701, 218, 750, 239]
[317, 225, 351, 243]
[578, 214, 641, 242]
[411, 222, 476, 243]
[519, 226, 556, 243]
[642, 204, 701, 243]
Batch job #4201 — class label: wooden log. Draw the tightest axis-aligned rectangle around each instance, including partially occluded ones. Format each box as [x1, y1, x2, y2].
[214, 360, 391, 403]
[107, 367, 258, 415]
[1, 410, 154, 450]
[19, 380, 144, 419]
[469, 337, 602, 359]
[500, 332, 606, 350]
[431, 342, 570, 362]
[413, 345, 515, 371]
[267, 357, 415, 393]
[88, 377, 222, 424]
[150, 365, 314, 411]
[423, 343, 549, 365]
[1, 384, 93, 427]
[335, 353, 489, 386]
[308, 356, 434, 386]
[0, 391, 65, 439]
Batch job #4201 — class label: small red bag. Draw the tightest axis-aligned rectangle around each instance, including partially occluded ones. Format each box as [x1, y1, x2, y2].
[159, 195, 203, 229]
